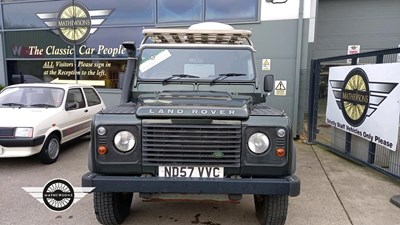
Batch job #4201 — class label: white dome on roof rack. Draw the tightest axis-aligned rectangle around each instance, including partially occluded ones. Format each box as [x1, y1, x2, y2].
[189, 22, 234, 31]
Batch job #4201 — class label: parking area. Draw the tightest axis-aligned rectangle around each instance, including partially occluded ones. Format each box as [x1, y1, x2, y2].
[1, 136, 399, 225]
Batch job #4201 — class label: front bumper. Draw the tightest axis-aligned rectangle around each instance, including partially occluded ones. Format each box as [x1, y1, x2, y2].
[0, 135, 45, 157]
[82, 172, 300, 197]
[0, 135, 45, 147]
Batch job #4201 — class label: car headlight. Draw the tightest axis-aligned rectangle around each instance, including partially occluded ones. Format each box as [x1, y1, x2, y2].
[15, 127, 34, 138]
[248, 132, 270, 154]
[114, 131, 135, 152]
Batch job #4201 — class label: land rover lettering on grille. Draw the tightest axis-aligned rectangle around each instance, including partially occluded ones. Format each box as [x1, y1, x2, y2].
[136, 106, 248, 118]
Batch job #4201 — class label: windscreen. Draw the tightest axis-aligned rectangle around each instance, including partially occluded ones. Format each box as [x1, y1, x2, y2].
[138, 48, 255, 81]
[0, 87, 65, 108]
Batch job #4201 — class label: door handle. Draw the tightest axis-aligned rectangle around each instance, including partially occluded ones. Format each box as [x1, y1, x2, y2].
[84, 109, 88, 113]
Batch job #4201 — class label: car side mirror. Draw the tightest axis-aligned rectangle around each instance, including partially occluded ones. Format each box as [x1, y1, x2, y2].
[264, 74, 274, 93]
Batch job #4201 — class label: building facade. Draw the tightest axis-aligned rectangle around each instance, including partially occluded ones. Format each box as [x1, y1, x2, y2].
[2, 0, 399, 137]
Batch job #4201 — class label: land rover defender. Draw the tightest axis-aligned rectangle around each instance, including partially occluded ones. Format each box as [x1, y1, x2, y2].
[82, 22, 300, 225]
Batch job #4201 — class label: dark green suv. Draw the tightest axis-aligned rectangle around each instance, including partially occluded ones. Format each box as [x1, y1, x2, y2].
[82, 22, 300, 225]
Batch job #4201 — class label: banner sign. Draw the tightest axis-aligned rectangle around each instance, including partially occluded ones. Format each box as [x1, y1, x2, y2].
[326, 63, 400, 151]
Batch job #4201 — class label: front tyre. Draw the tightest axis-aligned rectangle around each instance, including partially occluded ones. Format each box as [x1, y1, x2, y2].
[254, 195, 288, 225]
[94, 192, 133, 225]
[38, 134, 60, 164]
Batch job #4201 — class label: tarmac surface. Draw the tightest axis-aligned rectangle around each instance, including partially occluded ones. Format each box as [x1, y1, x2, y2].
[0, 136, 399, 225]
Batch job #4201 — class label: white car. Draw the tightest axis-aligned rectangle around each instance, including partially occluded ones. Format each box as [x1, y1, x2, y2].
[0, 83, 106, 164]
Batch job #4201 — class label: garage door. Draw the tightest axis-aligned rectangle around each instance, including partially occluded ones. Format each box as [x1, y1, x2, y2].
[314, 0, 400, 59]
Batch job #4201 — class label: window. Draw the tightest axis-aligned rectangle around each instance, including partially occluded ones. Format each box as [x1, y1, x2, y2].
[80, 0, 155, 26]
[66, 88, 85, 110]
[84, 88, 102, 106]
[138, 47, 255, 81]
[157, 0, 202, 24]
[205, 0, 258, 22]
[2, 1, 66, 29]
[0, 87, 64, 108]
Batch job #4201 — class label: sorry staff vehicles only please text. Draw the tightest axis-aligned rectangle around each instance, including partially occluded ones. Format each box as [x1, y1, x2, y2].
[82, 22, 300, 225]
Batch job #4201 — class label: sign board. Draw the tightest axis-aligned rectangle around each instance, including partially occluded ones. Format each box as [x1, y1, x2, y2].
[274, 80, 287, 96]
[262, 59, 271, 71]
[326, 63, 400, 151]
[347, 45, 360, 64]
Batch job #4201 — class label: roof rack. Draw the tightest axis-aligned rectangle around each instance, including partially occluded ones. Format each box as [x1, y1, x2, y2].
[141, 28, 253, 46]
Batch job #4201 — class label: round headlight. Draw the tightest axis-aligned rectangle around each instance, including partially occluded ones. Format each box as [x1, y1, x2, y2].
[277, 128, 286, 138]
[114, 131, 135, 152]
[97, 126, 107, 136]
[248, 132, 270, 154]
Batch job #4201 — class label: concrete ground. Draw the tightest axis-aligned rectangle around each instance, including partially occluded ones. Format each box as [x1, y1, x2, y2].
[0, 137, 399, 225]
[288, 139, 400, 225]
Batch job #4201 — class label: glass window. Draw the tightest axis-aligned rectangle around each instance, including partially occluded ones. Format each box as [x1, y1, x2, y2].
[7, 59, 127, 89]
[5, 27, 146, 59]
[3, 1, 68, 29]
[83, 88, 102, 106]
[138, 47, 255, 81]
[0, 86, 64, 108]
[5, 30, 75, 59]
[77, 27, 145, 58]
[80, 0, 155, 26]
[205, 0, 258, 22]
[7, 60, 54, 85]
[76, 60, 127, 88]
[66, 88, 85, 110]
[3, 0, 154, 29]
[157, 0, 202, 24]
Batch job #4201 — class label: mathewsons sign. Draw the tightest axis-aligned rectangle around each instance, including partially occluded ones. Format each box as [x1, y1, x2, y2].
[326, 63, 400, 151]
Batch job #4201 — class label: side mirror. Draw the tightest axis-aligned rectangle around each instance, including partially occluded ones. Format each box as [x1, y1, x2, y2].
[122, 41, 136, 57]
[264, 74, 274, 93]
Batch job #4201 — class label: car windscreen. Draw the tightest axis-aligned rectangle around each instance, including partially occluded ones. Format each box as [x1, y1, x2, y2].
[0, 87, 65, 108]
[137, 47, 255, 82]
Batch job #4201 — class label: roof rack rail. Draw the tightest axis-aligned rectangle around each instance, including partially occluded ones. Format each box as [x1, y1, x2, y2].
[141, 28, 253, 46]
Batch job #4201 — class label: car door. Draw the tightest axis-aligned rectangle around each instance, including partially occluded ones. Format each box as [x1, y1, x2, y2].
[61, 88, 90, 142]
[82, 87, 105, 119]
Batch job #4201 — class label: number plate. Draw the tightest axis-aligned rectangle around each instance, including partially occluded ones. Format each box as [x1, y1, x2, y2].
[159, 166, 224, 178]
[0, 146, 3, 155]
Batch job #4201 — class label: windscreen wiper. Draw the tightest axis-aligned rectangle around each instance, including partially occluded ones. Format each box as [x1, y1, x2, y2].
[1, 102, 26, 108]
[29, 103, 56, 108]
[210, 73, 246, 84]
[162, 74, 200, 85]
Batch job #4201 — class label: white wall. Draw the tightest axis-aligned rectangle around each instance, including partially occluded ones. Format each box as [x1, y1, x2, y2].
[260, 0, 317, 20]
[260, 0, 317, 43]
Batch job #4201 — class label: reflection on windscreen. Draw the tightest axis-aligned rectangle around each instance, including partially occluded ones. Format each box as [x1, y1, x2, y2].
[0, 87, 65, 108]
[138, 48, 255, 81]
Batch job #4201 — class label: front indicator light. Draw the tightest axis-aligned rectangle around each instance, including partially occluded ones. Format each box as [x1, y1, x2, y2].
[114, 131, 135, 152]
[98, 146, 108, 155]
[248, 132, 270, 154]
[276, 148, 286, 157]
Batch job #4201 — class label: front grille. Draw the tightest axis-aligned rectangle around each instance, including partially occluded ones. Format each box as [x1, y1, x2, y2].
[142, 122, 241, 167]
[0, 128, 14, 138]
